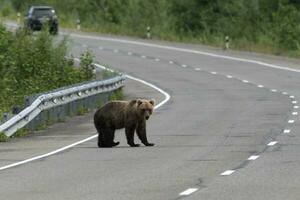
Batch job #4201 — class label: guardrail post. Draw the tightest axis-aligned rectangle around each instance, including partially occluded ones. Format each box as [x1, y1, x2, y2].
[17, 12, 21, 25]
[224, 35, 230, 50]
[76, 19, 81, 31]
[146, 26, 151, 39]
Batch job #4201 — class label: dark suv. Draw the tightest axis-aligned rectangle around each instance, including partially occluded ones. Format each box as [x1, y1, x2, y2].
[24, 6, 58, 35]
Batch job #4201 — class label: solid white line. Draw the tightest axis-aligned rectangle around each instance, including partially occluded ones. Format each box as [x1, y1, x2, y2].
[179, 188, 198, 196]
[221, 170, 235, 176]
[0, 135, 98, 171]
[248, 155, 260, 161]
[283, 129, 291, 134]
[0, 63, 171, 171]
[67, 33, 300, 74]
[268, 141, 278, 146]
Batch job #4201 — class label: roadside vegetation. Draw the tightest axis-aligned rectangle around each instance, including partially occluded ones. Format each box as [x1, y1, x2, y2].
[1, 0, 300, 57]
[0, 24, 95, 119]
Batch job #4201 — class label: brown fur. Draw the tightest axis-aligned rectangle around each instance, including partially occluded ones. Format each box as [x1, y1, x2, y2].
[94, 99, 155, 147]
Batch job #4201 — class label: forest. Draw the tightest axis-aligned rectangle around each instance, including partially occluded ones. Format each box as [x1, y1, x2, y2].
[1, 0, 299, 56]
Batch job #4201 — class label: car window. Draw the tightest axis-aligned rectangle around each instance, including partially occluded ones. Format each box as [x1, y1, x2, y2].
[33, 9, 54, 17]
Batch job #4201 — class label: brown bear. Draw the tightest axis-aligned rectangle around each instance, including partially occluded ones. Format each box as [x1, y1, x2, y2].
[94, 99, 155, 147]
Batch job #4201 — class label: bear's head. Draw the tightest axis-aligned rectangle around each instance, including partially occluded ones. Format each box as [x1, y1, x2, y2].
[137, 99, 155, 120]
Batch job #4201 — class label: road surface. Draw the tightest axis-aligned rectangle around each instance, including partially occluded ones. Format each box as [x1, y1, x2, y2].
[1, 27, 300, 200]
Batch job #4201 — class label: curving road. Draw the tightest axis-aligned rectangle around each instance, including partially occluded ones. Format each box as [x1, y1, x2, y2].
[1, 28, 300, 200]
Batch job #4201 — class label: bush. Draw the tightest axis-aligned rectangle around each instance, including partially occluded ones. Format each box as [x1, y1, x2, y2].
[0, 24, 95, 118]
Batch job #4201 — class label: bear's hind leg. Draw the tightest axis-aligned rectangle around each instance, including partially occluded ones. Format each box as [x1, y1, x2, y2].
[101, 128, 119, 148]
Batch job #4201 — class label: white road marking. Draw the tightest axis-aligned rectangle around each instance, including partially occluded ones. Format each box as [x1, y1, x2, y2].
[242, 80, 249, 83]
[67, 33, 300, 76]
[155, 58, 160, 62]
[294, 106, 299, 109]
[282, 92, 288, 95]
[271, 89, 277, 92]
[283, 129, 291, 134]
[226, 75, 233, 78]
[268, 141, 278, 146]
[211, 71, 217, 75]
[258, 85, 264, 88]
[141, 55, 146, 58]
[248, 155, 260, 161]
[292, 112, 298, 115]
[288, 120, 295, 124]
[292, 101, 297, 104]
[181, 64, 187, 68]
[169, 61, 174, 64]
[194, 68, 201, 71]
[290, 96, 295, 99]
[179, 188, 198, 196]
[0, 63, 171, 171]
[221, 170, 235, 176]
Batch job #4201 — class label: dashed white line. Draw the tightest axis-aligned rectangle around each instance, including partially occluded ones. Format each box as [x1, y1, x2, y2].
[294, 105, 299, 109]
[282, 92, 288, 95]
[221, 170, 235, 176]
[141, 55, 146, 58]
[283, 129, 291, 134]
[248, 155, 260, 161]
[258, 85, 264, 88]
[181, 64, 187, 68]
[242, 80, 249, 83]
[292, 112, 298, 115]
[288, 120, 295, 124]
[179, 188, 198, 196]
[226, 75, 233, 78]
[292, 101, 297, 104]
[211, 71, 217, 75]
[290, 96, 295, 99]
[271, 89, 277, 92]
[169, 61, 174, 64]
[268, 141, 278, 146]
[155, 58, 160, 62]
[194, 68, 201, 71]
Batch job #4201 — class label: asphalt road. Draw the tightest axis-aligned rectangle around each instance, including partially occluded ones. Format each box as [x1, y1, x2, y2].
[1, 27, 300, 199]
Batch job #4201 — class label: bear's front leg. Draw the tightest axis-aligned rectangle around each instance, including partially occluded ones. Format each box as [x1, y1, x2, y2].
[125, 127, 140, 147]
[137, 122, 155, 146]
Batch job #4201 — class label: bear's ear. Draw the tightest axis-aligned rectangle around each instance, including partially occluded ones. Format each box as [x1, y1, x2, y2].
[149, 99, 155, 106]
[137, 99, 143, 106]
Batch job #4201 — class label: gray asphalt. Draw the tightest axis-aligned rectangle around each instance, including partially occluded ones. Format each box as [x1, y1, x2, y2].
[1, 29, 300, 200]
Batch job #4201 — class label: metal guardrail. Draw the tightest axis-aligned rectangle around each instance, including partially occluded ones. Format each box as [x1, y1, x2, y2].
[0, 72, 126, 137]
